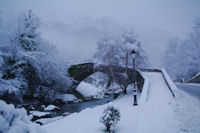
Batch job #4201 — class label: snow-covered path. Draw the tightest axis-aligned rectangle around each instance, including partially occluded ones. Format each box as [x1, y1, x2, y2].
[137, 72, 175, 133]
[43, 72, 179, 133]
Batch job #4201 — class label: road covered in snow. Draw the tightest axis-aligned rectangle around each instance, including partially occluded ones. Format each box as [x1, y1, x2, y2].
[43, 72, 200, 133]
[176, 83, 200, 100]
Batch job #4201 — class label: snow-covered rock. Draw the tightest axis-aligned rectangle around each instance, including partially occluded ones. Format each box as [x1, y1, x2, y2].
[76, 81, 104, 99]
[63, 112, 70, 117]
[107, 82, 122, 92]
[56, 94, 80, 103]
[30, 111, 50, 117]
[44, 105, 60, 111]
[84, 72, 109, 90]
[76, 72, 123, 99]
[41, 105, 46, 109]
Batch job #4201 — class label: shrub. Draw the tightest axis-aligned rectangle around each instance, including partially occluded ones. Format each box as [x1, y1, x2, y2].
[100, 104, 120, 132]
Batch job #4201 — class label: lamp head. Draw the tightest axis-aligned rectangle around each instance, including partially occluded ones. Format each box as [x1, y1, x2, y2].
[131, 50, 136, 59]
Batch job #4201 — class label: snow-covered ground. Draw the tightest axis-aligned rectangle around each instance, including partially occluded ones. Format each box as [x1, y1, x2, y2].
[43, 72, 200, 133]
[35, 116, 63, 125]
[174, 88, 200, 133]
[176, 83, 200, 100]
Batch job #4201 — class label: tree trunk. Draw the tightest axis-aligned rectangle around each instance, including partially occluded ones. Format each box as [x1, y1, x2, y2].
[122, 50, 129, 94]
[123, 86, 127, 94]
[125, 51, 128, 75]
[108, 51, 124, 93]
[106, 124, 111, 132]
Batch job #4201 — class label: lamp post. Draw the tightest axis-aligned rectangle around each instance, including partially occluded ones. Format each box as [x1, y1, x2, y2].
[131, 50, 138, 106]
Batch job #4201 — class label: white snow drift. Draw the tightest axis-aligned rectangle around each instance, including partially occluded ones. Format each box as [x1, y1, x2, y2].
[0, 100, 45, 133]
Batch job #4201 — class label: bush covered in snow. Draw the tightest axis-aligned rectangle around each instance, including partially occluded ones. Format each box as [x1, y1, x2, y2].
[0, 100, 45, 133]
[100, 104, 120, 132]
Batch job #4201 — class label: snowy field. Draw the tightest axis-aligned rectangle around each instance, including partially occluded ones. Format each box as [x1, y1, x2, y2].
[43, 72, 200, 133]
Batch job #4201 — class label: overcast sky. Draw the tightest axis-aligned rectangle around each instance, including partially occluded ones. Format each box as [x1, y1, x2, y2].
[0, 0, 200, 66]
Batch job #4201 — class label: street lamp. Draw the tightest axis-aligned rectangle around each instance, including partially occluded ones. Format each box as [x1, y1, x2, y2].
[131, 50, 138, 106]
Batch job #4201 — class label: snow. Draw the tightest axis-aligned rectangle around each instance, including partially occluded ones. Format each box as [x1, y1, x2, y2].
[0, 78, 21, 94]
[35, 116, 63, 125]
[177, 82, 200, 87]
[100, 103, 120, 131]
[44, 105, 59, 111]
[30, 111, 50, 117]
[81, 71, 121, 94]
[76, 81, 104, 98]
[0, 100, 45, 133]
[43, 72, 180, 133]
[186, 72, 200, 82]
[84, 72, 109, 90]
[56, 94, 79, 103]
[138, 71, 150, 105]
[43, 71, 200, 133]
[161, 69, 178, 92]
[173, 88, 200, 132]
[137, 72, 175, 133]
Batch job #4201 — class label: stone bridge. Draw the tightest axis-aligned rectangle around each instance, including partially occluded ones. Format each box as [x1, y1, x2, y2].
[68, 63, 176, 100]
[68, 63, 144, 93]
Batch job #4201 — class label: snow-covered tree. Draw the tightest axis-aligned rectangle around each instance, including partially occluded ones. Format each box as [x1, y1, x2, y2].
[163, 38, 180, 80]
[12, 9, 40, 51]
[93, 34, 126, 93]
[100, 104, 120, 132]
[121, 28, 147, 69]
[93, 29, 147, 93]
[0, 100, 45, 133]
[94, 29, 146, 68]
[163, 17, 200, 81]
[0, 10, 72, 103]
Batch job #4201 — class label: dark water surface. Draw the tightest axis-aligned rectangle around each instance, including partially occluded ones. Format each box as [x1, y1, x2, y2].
[51, 95, 114, 117]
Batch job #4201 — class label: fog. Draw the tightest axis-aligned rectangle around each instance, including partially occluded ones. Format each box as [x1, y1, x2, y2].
[0, 0, 200, 66]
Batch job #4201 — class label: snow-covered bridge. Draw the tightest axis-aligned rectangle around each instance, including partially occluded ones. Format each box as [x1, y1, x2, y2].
[68, 63, 145, 98]
[68, 63, 175, 99]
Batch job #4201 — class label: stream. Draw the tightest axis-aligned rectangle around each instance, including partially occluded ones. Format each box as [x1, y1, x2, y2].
[21, 93, 120, 124]
[50, 94, 114, 117]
